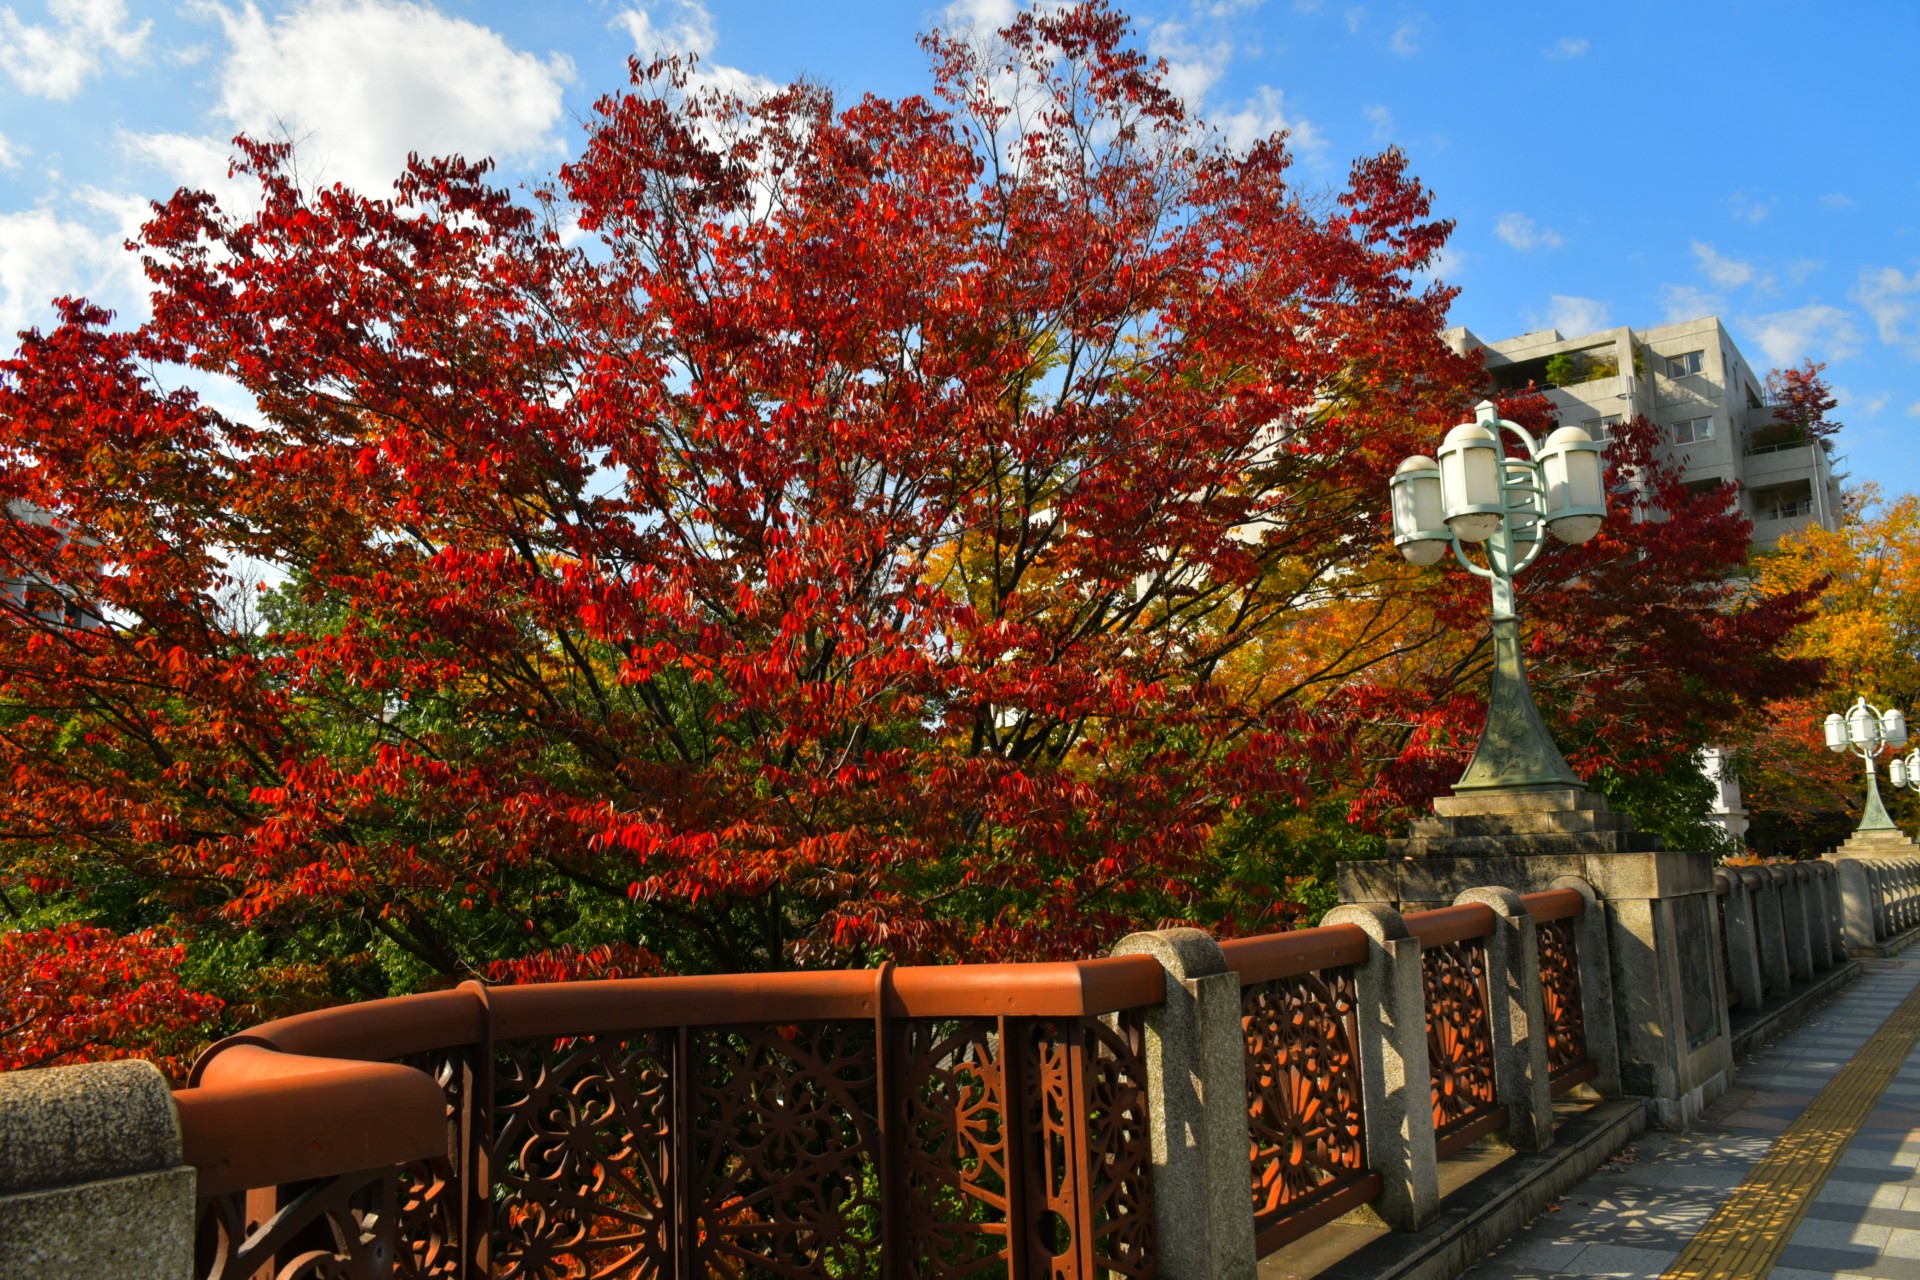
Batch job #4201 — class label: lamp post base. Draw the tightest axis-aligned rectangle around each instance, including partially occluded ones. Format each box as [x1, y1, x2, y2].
[1392, 786, 1665, 859]
[1454, 616, 1581, 793]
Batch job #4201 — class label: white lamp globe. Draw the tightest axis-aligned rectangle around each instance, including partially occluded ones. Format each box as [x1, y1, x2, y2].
[1895, 756, 1910, 789]
[1437, 421, 1503, 543]
[1825, 713, 1849, 753]
[1390, 455, 1449, 564]
[1538, 424, 1606, 545]
[1849, 701, 1881, 749]
[1884, 708, 1909, 747]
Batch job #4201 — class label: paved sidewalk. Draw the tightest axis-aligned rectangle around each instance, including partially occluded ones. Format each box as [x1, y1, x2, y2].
[1461, 958, 1920, 1280]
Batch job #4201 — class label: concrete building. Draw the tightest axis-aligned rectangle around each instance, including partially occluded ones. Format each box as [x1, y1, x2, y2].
[1444, 315, 1842, 551]
[2, 501, 105, 632]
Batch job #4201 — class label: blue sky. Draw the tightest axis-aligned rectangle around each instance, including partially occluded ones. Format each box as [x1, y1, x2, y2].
[2, 0, 1916, 494]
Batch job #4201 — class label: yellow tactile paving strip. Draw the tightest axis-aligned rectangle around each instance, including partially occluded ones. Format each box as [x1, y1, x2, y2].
[1662, 979, 1920, 1280]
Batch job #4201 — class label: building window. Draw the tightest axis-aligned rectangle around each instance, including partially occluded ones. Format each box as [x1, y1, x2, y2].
[1580, 414, 1623, 439]
[1673, 417, 1713, 445]
[1665, 350, 1704, 377]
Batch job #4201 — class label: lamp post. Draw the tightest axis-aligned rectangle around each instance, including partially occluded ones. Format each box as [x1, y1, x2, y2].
[1826, 697, 1909, 832]
[1389, 400, 1607, 791]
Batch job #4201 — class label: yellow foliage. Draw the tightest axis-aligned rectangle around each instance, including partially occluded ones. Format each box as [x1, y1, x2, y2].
[1756, 485, 1920, 706]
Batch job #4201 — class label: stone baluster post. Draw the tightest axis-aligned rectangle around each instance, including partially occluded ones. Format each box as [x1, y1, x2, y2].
[1874, 863, 1891, 940]
[1324, 904, 1441, 1231]
[0, 1060, 194, 1279]
[1111, 928, 1259, 1280]
[1721, 870, 1766, 1010]
[1812, 867, 1843, 967]
[1782, 865, 1814, 983]
[1455, 887, 1552, 1152]
[1753, 866, 1792, 996]
[1825, 862, 1847, 960]
[1836, 857, 1877, 954]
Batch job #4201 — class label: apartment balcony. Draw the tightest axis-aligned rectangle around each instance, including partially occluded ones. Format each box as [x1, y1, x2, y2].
[1752, 508, 1818, 547]
[1740, 439, 1827, 484]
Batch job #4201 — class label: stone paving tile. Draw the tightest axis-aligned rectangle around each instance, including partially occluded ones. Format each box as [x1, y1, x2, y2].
[1458, 961, 1920, 1280]
[1551, 1242, 1678, 1278]
[1777, 1241, 1920, 1278]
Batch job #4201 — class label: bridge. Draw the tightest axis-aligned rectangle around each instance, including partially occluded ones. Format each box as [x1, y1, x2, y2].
[3, 800, 1919, 1280]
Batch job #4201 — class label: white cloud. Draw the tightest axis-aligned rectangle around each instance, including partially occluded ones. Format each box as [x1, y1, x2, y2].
[1538, 295, 1610, 337]
[1729, 188, 1774, 224]
[1855, 265, 1920, 355]
[121, 129, 262, 217]
[1363, 103, 1392, 143]
[1417, 245, 1464, 282]
[1389, 19, 1419, 55]
[1661, 284, 1723, 325]
[1344, 6, 1363, 33]
[1788, 259, 1823, 284]
[1149, 19, 1233, 104]
[1216, 84, 1324, 157]
[174, 0, 573, 199]
[0, 131, 20, 169]
[1742, 303, 1861, 367]
[0, 191, 150, 343]
[1863, 392, 1891, 416]
[1691, 241, 1761, 289]
[0, 0, 149, 98]
[1494, 212, 1562, 252]
[1543, 36, 1588, 59]
[1908, 400, 1920, 419]
[938, 0, 1016, 39]
[1820, 193, 1854, 210]
[616, 1, 774, 101]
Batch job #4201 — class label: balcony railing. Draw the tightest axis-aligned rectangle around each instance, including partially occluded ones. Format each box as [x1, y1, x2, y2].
[1744, 437, 1814, 457]
[1758, 501, 1815, 521]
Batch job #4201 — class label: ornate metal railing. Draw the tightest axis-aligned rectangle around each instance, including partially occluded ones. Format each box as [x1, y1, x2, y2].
[179, 958, 1165, 1280]
[1521, 889, 1597, 1096]
[174, 1049, 446, 1280]
[1403, 905, 1505, 1157]
[1218, 924, 1379, 1254]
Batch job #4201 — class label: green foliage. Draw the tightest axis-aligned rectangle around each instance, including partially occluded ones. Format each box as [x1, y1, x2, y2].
[1591, 756, 1743, 858]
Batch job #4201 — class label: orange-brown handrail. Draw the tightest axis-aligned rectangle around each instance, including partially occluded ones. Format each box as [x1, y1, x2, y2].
[177, 1049, 444, 1197]
[1218, 922, 1368, 986]
[1402, 902, 1497, 948]
[191, 955, 1167, 1075]
[1521, 887, 1586, 923]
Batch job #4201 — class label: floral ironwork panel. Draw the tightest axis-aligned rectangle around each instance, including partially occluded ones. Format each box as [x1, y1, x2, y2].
[898, 1017, 1014, 1279]
[1533, 919, 1588, 1078]
[392, 1047, 468, 1280]
[1422, 938, 1499, 1134]
[1082, 1013, 1155, 1280]
[1241, 967, 1368, 1227]
[194, 1166, 399, 1280]
[490, 1031, 677, 1280]
[688, 1022, 883, 1280]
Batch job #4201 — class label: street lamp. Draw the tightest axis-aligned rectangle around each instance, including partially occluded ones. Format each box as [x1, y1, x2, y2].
[1389, 400, 1607, 791]
[1826, 696, 1910, 832]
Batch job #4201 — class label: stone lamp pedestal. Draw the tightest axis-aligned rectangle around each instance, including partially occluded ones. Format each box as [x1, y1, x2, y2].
[1830, 827, 1920, 859]
[1339, 785, 1732, 1128]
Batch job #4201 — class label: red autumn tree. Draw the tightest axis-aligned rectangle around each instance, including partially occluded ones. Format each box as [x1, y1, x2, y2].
[0, 925, 224, 1079]
[0, 1, 1815, 1014]
[1764, 360, 1843, 441]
